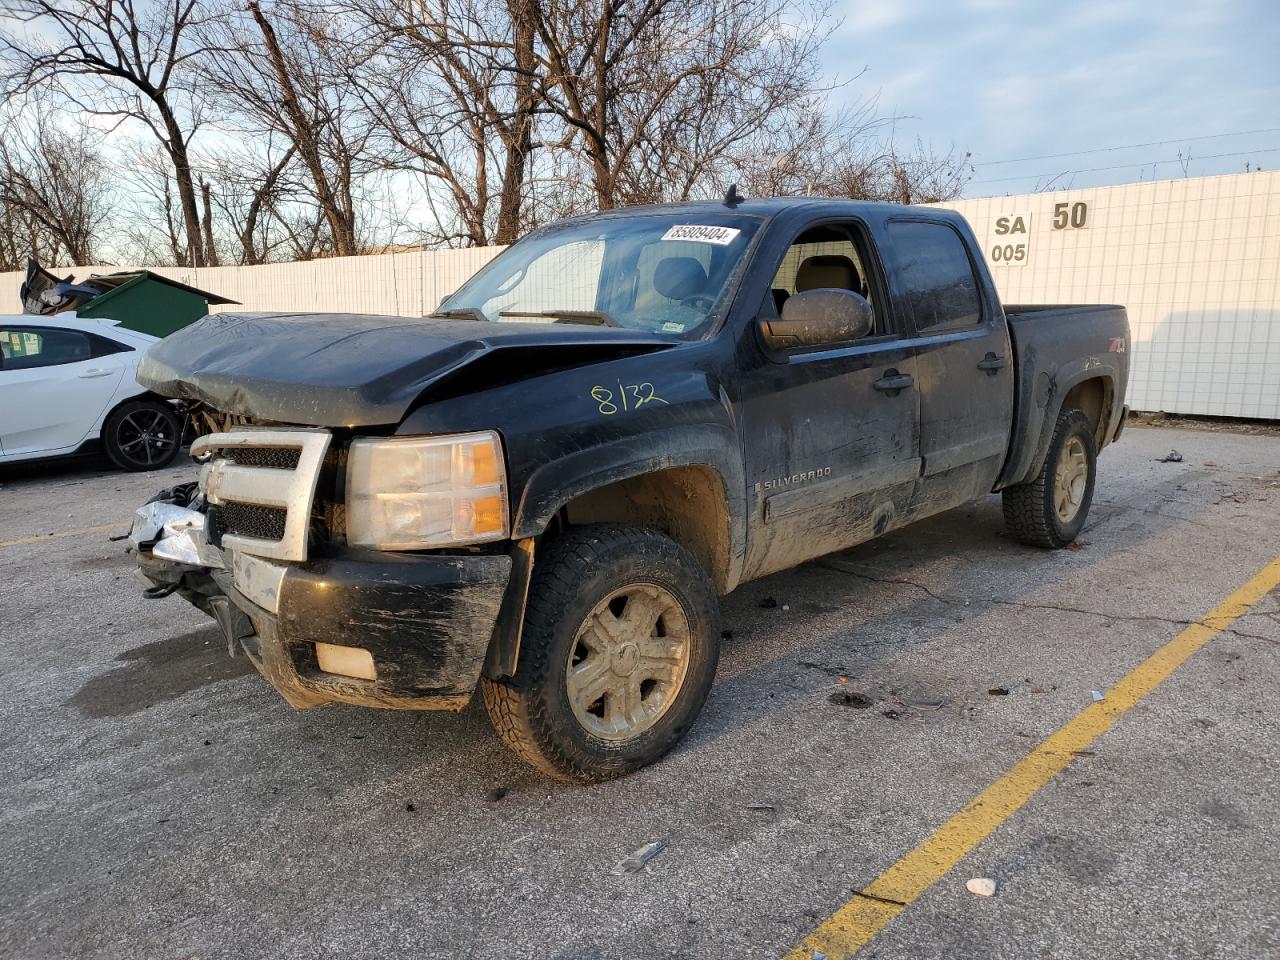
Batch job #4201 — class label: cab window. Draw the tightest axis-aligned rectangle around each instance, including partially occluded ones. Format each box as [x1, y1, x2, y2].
[766, 224, 882, 336]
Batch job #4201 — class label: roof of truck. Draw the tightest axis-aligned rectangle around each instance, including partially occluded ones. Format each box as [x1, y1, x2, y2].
[563, 195, 961, 223]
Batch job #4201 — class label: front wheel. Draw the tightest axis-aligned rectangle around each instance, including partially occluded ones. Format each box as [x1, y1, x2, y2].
[481, 524, 720, 782]
[103, 399, 182, 471]
[1002, 407, 1097, 548]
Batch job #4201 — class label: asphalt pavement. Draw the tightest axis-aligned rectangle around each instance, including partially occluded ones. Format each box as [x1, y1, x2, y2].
[1, 423, 1278, 960]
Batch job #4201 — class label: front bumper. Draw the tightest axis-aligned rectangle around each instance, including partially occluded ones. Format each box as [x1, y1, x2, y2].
[237, 550, 511, 710]
[137, 533, 512, 711]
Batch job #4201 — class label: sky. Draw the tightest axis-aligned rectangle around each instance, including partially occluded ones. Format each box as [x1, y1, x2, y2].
[822, 0, 1280, 198]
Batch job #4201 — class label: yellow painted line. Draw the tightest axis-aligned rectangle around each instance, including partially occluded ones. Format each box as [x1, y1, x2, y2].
[786, 553, 1280, 960]
[0, 522, 127, 549]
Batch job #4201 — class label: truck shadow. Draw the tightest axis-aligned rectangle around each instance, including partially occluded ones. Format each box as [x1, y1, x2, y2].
[680, 458, 1223, 755]
[68, 626, 255, 719]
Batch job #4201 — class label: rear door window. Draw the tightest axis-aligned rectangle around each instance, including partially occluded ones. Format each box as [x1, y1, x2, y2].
[886, 221, 982, 332]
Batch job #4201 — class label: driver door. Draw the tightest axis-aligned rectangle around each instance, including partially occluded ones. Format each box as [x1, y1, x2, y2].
[737, 221, 922, 580]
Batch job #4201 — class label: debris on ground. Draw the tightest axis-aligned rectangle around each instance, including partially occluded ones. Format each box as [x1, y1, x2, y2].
[829, 690, 874, 709]
[881, 709, 903, 720]
[746, 802, 776, 811]
[614, 840, 666, 875]
[1067, 541, 1086, 551]
[405, 802, 416, 812]
[838, 674, 849, 684]
[759, 597, 778, 609]
[988, 687, 1010, 696]
[486, 786, 509, 802]
[966, 877, 997, 897]
[1157, 450, 1184, 463]
[1092, 690, 1105, 702]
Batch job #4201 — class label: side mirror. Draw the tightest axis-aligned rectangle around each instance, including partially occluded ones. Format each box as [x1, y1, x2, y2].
[758, 288, 873, 350]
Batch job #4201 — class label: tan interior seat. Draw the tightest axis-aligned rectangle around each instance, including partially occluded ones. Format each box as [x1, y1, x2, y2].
[795, 254, 862, 293]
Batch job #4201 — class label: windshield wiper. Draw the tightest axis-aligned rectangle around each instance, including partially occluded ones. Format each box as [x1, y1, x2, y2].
[429, 307, 489, 323]
[498, 309, 622, 328]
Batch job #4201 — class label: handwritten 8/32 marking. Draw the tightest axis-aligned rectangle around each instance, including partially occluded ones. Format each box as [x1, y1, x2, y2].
[591, 381, 669, 415]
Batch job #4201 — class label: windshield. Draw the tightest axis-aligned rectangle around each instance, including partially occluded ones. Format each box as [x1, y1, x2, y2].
[437, 213, 761, 337]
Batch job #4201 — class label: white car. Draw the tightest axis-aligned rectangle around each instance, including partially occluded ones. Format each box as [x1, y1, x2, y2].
[0, 313, 183, 471]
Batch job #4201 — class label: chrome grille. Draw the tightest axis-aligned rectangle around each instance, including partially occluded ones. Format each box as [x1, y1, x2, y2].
[221, 446, 302, 470]
[192, 428, 331, 562]
[207, 503, 288, 545]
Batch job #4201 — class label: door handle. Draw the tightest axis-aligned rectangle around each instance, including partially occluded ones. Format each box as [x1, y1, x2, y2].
[77, 368, 113, 378]
[873, 370, 914, 395]
[977, 353, 1007, 374]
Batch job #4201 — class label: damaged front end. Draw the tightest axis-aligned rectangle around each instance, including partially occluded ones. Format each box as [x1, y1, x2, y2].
[132, 428, 512, 711]
[131, 482, 246, 637]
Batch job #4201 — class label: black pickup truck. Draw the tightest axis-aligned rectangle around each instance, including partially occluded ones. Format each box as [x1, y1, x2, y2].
[132, 198, 1129, 781]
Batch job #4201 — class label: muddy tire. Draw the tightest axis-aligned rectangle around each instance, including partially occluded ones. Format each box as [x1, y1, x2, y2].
[103, 399, 182, 471]
[481, 524, 720, 782]
[1002, 407, 1097, 548]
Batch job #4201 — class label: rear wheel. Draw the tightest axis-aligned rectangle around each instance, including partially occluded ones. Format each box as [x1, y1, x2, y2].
[1002, 407, 1097, 548]
[103, 399, 182, 471]
[481, 524, 720, 782]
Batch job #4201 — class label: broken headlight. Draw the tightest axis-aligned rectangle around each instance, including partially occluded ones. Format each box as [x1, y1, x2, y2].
[345, 432, 509, 550]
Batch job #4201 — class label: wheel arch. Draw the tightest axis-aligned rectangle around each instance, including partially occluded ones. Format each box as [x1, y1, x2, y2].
[511, 425, 748, 595]
[1008, 371, 1116, 488]
[98, 390, 179, 440]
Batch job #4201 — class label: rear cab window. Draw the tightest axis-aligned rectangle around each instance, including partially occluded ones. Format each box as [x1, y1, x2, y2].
[886, 220, 983, 333]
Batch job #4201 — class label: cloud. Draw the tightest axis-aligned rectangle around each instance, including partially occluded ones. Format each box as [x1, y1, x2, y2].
[840, 0, 920, 33]
[824, 0, 1279, 195]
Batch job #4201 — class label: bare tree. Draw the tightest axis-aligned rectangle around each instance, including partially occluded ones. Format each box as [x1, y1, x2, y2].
[350, 0, 541, 246]
[114, 143, 189, 265]
[0, 110, 113, 266]
[736, 104, 972, 205]
[525, 0, 842, 210]
[202, 138, 307, 264]
[0, 0, 219, 265]
[199, 0, 381, 257]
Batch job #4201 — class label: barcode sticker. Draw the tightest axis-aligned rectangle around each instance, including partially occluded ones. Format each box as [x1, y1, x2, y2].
[661, 224, 742, 245]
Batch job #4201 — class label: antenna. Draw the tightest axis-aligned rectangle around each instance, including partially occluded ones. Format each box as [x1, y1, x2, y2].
[723, 184, 743, 208]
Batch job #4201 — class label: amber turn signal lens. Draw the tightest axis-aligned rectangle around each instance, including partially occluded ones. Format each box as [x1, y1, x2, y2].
[468, 495, 506, 535]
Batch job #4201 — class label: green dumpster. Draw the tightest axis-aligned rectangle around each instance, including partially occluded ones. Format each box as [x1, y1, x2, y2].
[20, 260, 238, 338]
[74, 271, 238, 338]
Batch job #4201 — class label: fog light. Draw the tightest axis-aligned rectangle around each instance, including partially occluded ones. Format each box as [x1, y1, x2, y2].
[315, 642, 377, 681]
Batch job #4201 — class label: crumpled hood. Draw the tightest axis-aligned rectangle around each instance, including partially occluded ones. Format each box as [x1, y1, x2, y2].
[137, 312, 676, 426]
